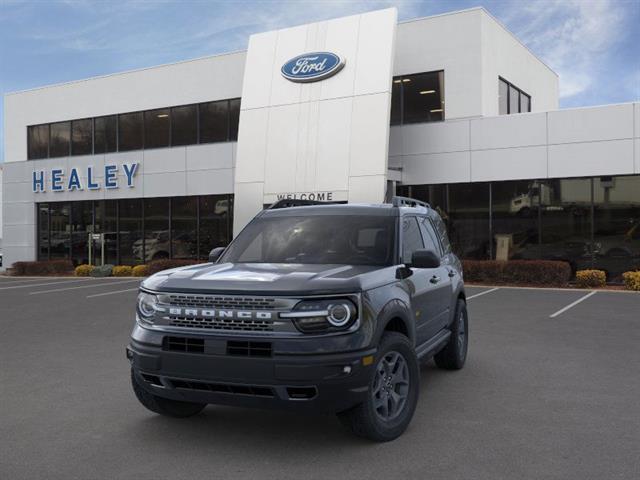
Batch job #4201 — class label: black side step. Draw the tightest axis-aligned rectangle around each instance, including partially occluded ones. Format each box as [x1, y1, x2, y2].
[415, 330, 451, 360]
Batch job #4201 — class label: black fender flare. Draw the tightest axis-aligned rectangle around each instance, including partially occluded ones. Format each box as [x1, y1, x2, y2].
[373, 298, 416, 346]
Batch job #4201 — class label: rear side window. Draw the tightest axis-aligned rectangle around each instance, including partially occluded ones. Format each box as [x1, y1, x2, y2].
[402, 217, 424, 264]
[432, 215, 452, 254]
[418, 217, 441, 256]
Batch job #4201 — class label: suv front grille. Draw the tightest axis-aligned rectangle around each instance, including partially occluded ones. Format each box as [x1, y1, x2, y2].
[167, 295, 277, 310]
[169, 379, 274, 397]
[168, 316, 274, 332]
[226, 340, 272, 357]
[163, 336, 205, 353]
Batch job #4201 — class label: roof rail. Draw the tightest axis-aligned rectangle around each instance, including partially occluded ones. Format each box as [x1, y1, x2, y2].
[267, 198, 332, 210]
[391, 196, 431, 209]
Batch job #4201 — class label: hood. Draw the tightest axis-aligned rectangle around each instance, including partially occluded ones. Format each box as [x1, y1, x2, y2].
[142, 262, 396, 295]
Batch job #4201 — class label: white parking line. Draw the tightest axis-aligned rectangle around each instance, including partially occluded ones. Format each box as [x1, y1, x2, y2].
[0, 277, 76, 285]
[87, 288, 139, 298]
[549, 291, 597, 318]
[29, 279, 140, 295]
[467, 287, 500, 300]
[0, 278, 94, 290]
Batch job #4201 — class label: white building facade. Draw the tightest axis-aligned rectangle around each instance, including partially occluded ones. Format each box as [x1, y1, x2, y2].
[3, 7, 639, 279]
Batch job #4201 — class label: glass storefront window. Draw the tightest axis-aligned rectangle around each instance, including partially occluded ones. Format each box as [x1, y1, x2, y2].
[492, 180, 539, 260]
[144, 108, 170, 149]
[199, 100, 229, 143]
[49, 121, 71, 157]
[38, 204, 50, 260]
[37, 195, 233, 265]
[70, 201, 93, 265]
[171, 197, 198, 259]
[118, 112, 143, 151]
[521, 94, 531, 113]
[71, 118, 93, 156]
[538, 178, 592, 273]
[28, 99, 239, 160]
[171, 105, 197, 146]
[229, 98, 241, 141]
[390, 79, 402, 125]
[119, 199, 143, 266]
[397, 174, 640, 282]
[592, 175, 640, 280]
[499, 77, 531, 115]
[448, 183, 491, 259]
[199, 195, 231, 258]
[509, 86, 520, 114]
[144, 198, 170, 262]
[499, 79, 509, 115]
[49, 203, 70, 259]
[94, 115, 117, 154]
[28, 125, 49, 160]
[390, 71, 444, 125]
[95, 201, 119, 265]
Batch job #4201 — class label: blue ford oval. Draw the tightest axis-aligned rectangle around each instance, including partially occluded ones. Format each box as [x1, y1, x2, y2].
[281, 52, 345, 83]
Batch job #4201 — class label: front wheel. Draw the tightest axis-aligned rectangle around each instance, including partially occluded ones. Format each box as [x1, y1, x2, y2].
[131, 369, 206, 418]
[337, 332, 419, 442]
[434, 298, 468, 370]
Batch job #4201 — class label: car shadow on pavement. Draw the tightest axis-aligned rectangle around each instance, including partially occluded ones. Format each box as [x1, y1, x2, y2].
[125, 360, 451, 452]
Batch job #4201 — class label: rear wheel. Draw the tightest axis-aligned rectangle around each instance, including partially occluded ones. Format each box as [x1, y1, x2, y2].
[131, 369, 206, 418]
[337, 332, 419, 442]
[434, 299, 468, 370]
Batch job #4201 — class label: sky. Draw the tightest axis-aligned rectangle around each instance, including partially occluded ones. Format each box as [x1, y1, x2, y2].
[1, 0, 639, 162]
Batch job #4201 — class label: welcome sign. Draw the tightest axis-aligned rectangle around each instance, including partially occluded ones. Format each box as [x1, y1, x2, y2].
[32, 163, 139, 193]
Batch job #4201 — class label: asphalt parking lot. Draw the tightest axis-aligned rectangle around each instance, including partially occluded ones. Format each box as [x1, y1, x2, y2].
[1, 277, 639, 480]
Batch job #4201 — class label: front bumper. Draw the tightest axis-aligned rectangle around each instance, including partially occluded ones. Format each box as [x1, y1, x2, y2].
[128, 327, 376, 414]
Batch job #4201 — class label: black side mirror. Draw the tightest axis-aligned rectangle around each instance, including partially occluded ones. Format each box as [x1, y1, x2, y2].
[208, 247, 226, 263]
[409, 249, 440, 269]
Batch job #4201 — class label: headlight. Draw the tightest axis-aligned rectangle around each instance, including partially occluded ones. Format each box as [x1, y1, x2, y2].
[137, 291, 158, 323]
[281, 298, 357, 333]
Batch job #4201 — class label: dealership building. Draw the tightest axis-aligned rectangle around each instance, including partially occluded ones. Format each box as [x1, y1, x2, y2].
[2, 7, 639, 279]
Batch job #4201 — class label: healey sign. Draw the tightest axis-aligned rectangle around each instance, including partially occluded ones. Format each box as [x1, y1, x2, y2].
[32, 163, 138, 193]
[281, 52, 345, 83]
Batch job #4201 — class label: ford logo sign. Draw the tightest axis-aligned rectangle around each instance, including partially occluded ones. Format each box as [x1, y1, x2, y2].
[281, 52, 345, 83]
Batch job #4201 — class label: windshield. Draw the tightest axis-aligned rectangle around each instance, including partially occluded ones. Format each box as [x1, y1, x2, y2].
[220, 215, 396, 266]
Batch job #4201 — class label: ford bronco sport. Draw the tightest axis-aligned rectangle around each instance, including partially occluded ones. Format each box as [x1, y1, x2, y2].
[127, 196, 468, 441]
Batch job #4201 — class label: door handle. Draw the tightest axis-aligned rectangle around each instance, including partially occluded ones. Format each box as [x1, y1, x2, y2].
[430, 275, 440, 284]
[448, 269, 456, 278]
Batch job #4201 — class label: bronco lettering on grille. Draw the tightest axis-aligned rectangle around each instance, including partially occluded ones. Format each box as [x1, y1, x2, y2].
[168, 308, 273, 320]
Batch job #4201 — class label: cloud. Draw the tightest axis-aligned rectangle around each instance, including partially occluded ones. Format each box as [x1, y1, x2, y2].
[504, 0, 631, 99]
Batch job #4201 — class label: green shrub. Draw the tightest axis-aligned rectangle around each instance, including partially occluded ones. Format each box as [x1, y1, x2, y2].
[132, 265, 149, 277]
[11, 260, 74, 276]
[90, 264, 114, 277]
[622, 271, 640, 291]
[462, 260, 571, 287]
[147, 259, 200, 275]
[112, 265, 133, 277]
[75, 264, 95, 276]
[575, 269, 606, 288]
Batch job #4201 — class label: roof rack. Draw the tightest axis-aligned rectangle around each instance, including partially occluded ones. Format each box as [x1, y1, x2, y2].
[391, 196, 431, 209]
[267, 199, 332, 210]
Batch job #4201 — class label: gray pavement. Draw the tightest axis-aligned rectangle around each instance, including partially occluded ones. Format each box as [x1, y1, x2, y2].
[0, 278, 639, 479]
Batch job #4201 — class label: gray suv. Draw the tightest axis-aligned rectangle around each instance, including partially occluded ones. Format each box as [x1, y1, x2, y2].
[127, 196, 468, 441]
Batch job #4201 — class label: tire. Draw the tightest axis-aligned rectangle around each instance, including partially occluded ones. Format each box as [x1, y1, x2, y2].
[131, 369, 206, 418]
[337, 332, 419, 442]
[434, 298, 468, 370]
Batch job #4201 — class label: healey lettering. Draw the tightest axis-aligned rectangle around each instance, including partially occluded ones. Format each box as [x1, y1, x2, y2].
[32, 163, 138, 193]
